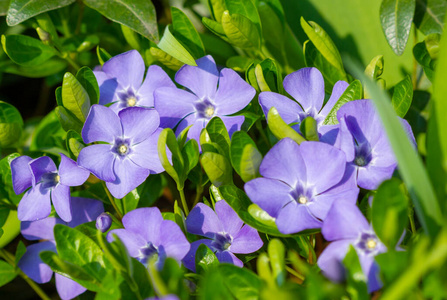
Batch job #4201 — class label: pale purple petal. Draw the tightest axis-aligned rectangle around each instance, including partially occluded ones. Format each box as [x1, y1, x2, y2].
[18, 241, 56, 283]
[17, 184, 52, 221]
[334, 117, 355, 161]
[175, 55, 219, 99]
[184, 118, 206, 144]
[68, 197, 104, 227]
[230, 225, 263, 254]
[82, 105, 122, 144]
[182, 239, 214, 272]
[55, 273, 87, 300]
[94, 71, 119, 105]
[102, 50, 145, 89]
[319, 81, 349, 118]
[11, 155, 33, 194]
[357, 165, 396, 190]
[369, 134, 396, 167]
[58, 154, 89, 186]
[213, 68, 255, 115]
[215, 200, 243, 237]
[215, 251, 243, 267]
[259, 92, 302, 124]
[219, 115, 245, 137]
[119, 107, 160, 144]
[317, 240, 352, 282]
[29, 157, 57, 186]
[154, 87, 197, 128]
[77, 144, 116, 182]
[138, 65, 175, 107]
[107, 228, 147, 257]
[244, 178, 292, 218]
[51, 184, 72, 222]
[283, 68, 325, 112]
[158, 220, 190, 262]
[186, 203, 223, 238]
[318, 124, 339, 145]
[129, 128, 164, 173]
[276, 202, 322, 234]
[122, 207, 163, 245]
[21, 217, 61, 241]
[106, 158, 149, 199]
[173, 113, 198, 138]
[309, 185, 359, 221]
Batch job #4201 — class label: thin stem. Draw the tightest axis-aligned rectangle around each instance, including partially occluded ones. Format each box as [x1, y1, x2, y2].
[75, 0, 85, 35]
[64, 54, 81, 70]
[101, 181, 123, 219]
[179, 188, 190, 216]
[285, 266, 305, 282]
[408, 205, 417, 235]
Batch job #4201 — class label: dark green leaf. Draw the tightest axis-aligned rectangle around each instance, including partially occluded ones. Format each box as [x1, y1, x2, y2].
[226, 56, 256, 72]
[171, 7, 206, 59]
[413, 40, 436, 81]
[195, 244, 219, 274]
[221, 11, 261, 50]
[0, 260, 16, 287]
[230, 131, 262, 182]
[83, 0, 159, 43]
[200, 152, 233, 187]
[181, 139, 200, 176]
[267, 107, 306, 145]
[380, 0, 416, 56]
[1, 57, 67, 78]
[0, 153, 21, 205]
[76, 66, 99, 106]
[6, 0, 75, 25]
[342, 246, 369, 300]
[323, 80, 363, 125]
[375, 250, 410, 285]
[391, 75, 413, 117]
[1, 34, 57, 66]
[414, 0, 446, 35]
[97, 46, 112, 65]
[158, 128, 185, 189]
[15, 240, 27, 266]
[61, 72, 90, 123]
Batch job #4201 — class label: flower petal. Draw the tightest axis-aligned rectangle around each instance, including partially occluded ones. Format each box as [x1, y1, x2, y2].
[334, 117, 355, 161]
[186, 203, 223, 238]
[82, 105, 122, 144]
[158, 220, 190, 262]
[107, 228, 148, 257]
[182, 239, 214, 272]
[55, 273, 87, 300]
[21, 217, 61, 241]
[175, 55, 219, 99]
[219, 115, 245, 137]
[119, 107, 160, 144]
[58, 154, 89, 186]
[51, 184, 72, 222]
[276, 202, 322, 234]
[230, 225, 263, 254]
[77, 144, 116, 182]
[11, 155, 33, 194]
[29, 156, 57, 186]
[18, 241, 56, 283]
[129, 128, 164, 173]
[215, 200, 243, 237]
[317, 240, 352, 282]
[68, 197, 104, 227]
[259, 92, 302, 124]
[138, 65, 175, 107]
[106, 158, 149, 199]
[102, 50, 145, 89]
[357, 165, 396, 190]
[94, 70, 119, 105]
[122, 207, 163, 245]
[215, 250, 243, 267]
[319, 80, 349, 119]
[17, 184, 52, 221]
[154, 87, 197, 128]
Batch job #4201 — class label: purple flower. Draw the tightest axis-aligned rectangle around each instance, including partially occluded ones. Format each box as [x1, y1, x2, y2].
[317, 202, 387, 292]
[259, 67, 348, 144]
[183, 200, 263, 272]
[334, 100, 415, 190]
[107, 207, 190, 268]
[96, 212, 112, 232]
[154, 55, 255, 142]
[18, 197, 104, 300]
[244, 138, 359, 234]
[78, 105, 164, 199]
[94, 50, 175, 113]
[11, 154, 90, 222]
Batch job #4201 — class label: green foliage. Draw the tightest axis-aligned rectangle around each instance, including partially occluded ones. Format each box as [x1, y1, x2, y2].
[267, 107, 306, 145]
[323, 80, 363, 125]
[0, 101, 23, 148]
[1, 34, 58, 66]
[390, 75, 413, 117]
[230, 131, 262, 182]
[6, 0, 75, 25]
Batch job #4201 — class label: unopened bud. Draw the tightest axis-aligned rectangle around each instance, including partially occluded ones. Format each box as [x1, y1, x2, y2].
[96, 213, 112, 233]
[36, 27, 51, 44]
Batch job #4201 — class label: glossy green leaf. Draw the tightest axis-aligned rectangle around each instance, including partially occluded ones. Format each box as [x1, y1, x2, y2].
[267, 107, 306, 145]
[375, 250, 410, 285]
[158, 128, 185, 189]
[1, 34, 57, 66]
[66, 129, 85, 158]
[413, 40, 436, 81]
[218, 264, 263, 299]
[202, 117, 231, 158]
[0, 101, 23, 148]
[221, 10, 261, 50]
[157, 25, 197, 67]
[0, 210, 20, 248]
[380, 0, 416, 56]
[230, 131, 262, 182]
[0, 260, 17, 287]
[372, 179, 409, 249]
[323, 80, 363, 125]
[171, 7, 205, 59]
[195, 244, 219, 274]
[96, 46, 112, 65]
[83, 0, 159, 43]
[225, 0, 261, 33]
[76, 66, 99, 106]
[181, 139, 200, 176]
[414, 0, 446, 35]
[391, 75, 413, 117]
[202, 17, 228, 39]
[61, 72, 90, 123]
[226, 56, 256, 72]
[6, 0, 75, 25]
[342, 246, 369, 299]
[365, 55, 384, 80]
[267, 239, 286, 287]
[300, 116, 319, 141]
[201, 152, 233, 187]
[1, 57, 67, 78]
[149, 47, 184, 71]
[55, 106, 84, 134]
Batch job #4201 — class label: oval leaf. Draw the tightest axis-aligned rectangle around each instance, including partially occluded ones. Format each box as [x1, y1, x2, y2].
[6, 0, 75, 26]
[1, 34, 57, 66]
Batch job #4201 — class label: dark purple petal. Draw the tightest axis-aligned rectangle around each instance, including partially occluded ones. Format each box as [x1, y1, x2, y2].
[259, 138, 306, 187]
[58, 154, 89, 186]
[276, 202, 322, 234]
[138, 65, 175, 107]
[357, 165, 396, 190]
[219, 115, 245, 137]
[319, 81, 349, 118]
[51, 184, 72, 222]
[322, 202, 370, 241]
[154, 87, 197, 128]
[186, 203, 223, 238]
[364, 259, 382, 292]
[29, 156, 57, 186]
[122, 207, 163, 245]
[94, 71, 119, 105]
[175, 55, 219, 99]
[317, 240, 351, 282]
[259, 92, 302, 124]
[215, 250, 243, 267]
[244, 178, 293, 219]
[182, 239, 214, 272]
[55, 273, 87, 300]
[129, 128, 164, 173]
[230, 225, 263, 254]
[18, 241, 56, 283]
[11, 155, 33, 194]
[215, 200, 243, 237]
[68, 197, 104, 227]
[213, 68, 255, 115]
[119, 107, 160, 144]
[106, 158, 149, 199]
[158, 220, 190, 262]
[17, 184, 52, 221]
[107, 228, 147, 257]
[21, 217, 61, 241]
[77, 144, 116, 182]
[102, 50, 145, 89]
[283, 68, 325, 112]
[318, 124, 339, 145]
[82, 105, 122, 144]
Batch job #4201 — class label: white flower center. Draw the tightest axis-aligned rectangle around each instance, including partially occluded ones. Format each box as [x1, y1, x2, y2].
[118, 144, 128, 155]
[54, 174, 60, 183]
[366, 238, 377, 249]
[298, 196, 308, 204]
[127, 96, 137, 107]
[204, 105, 215, 118]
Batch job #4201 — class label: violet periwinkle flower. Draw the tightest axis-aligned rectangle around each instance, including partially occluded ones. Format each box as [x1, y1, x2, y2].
[18, 197, 104, 300]
[259, 67, 348, 144]
[317, 202, 387, 292]
[11, 154, 90, 222]
[335, 100, 415, 190]
[244, 138, 359, 234]
[107, 207, 190, 268]
[78, 105, 164, 199]
[96, 212, 112, 232]
[94, 50, 175, 113]
[183, 200, 263, 272]
[154, 55, 256, 142]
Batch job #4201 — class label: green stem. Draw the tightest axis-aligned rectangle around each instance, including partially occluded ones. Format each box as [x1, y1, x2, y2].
[192, 171, 204, 208]
[102, 182, 123, 219]
[178, 188, 190, 216]
[408, 204, 417, 235]
[75, 0, 84, 35]
[255, 120, 271, 148]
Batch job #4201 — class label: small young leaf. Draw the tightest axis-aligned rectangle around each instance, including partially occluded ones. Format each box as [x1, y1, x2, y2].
[1, 34, 57, 66]
[76, 66, 100, 106]
[195, 244, 219, 274]
[157, 25, 197, 67]
[149, 47, 184, 71]
[0, 260, 17, 287]
[97, 46, 112, 65]
[323, 80, 363, 125]
[300, 116, 319, 141]
[200, 152, 233, 187]
[267, 239, 286, 287]
[221, 11, 261, 50]
[55, 106, 84, 134]
[267, 107, 306, 145]
[391, 75, 413, 117]
[230, 131, 262, 182]
[61, 72, 90, 123]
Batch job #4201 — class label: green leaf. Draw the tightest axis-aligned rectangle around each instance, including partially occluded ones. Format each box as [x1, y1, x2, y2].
[55, 106, 84, 133]
[171, 7, 206, 59]
[391, 75, 413, 117]
[221, 10, 261, 50]
[226, 56, 256, 72]
[372, 178, 409, 249]
[61, 72, 90, 123]
[97, 46, 112, 65]
[267, 107, 306, 145]
[158, 128, 185, 189]
[414, 0, 446, 35]
[200, 152, 233, 187]
[267, 239, 286, 287]
[323, 80, 363, 125]
[149, 47, 184, 71]
[83, 0, 159, 43]
[342, 246, 369, 300]
[346, 57, 442, 237]
[6, 0, 75, 25]
[76, 66, 99, 106]
[375, 250, 410, 285]
[195, 244, 219, 274]
[300, 116, 319, 141]
[202, 117, 231, 158]
[0, 210, 20, 248]
[1, 34, 57, 66]
[230, 131, 262, 182]
[0, 260, 16, 287]
[413, 40, 436, 81]
[224, 0, 262, 34]
[0, 101, 23, 148]
[380, 0, 416, 56]
[66, 129, 85, 158]
[208, 0, 226, 22]
[157, 25, 197, 67]
[0, 153, 21, 206]
[218, 264, 263, 299]
[1, 57, 67, 78]
[181, 139, 200, 176]
[202, 17, 228, 39]
[365, 55, 385, 80]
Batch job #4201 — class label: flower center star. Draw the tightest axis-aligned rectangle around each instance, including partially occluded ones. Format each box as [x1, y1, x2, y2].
[366, 238, 377, 250]
[126, 96, 137, 107]
[356, 232, 380, 255]
[204, 105, 215, 118]
[212, 232, 233, 251]
[354, 156, 367, 166]
[298, 195, 308, 204]
[118, 144, 128, 155]
[138, 242, 158, 265]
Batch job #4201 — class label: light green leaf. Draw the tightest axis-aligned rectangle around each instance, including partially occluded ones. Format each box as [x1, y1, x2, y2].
[267, 239, 286, 287]
[61, 72, 90, 123]
[0, 101, 23, 148]
[365, 55, 384, 80]
[230, 131, 262, 182]
[6, 0, 75, 25]
[0, 260, 16, 287]
[300, 116, 319, 141]
[224, 0, 261, 33]
[200, 152, 233, 187]
[221, 10, 261, 50]
[76, 66, 99, 106]
[195, 244, 219, 274]
[391, 75, 413, 117]
[342, 246, 369, 299]
[157, 128, 185, 189]
[323, 80, 363, 125]
[267, 107, 306, 145]
[149, 47, 184, 71]
[157, 25, 197, 67]
[1, 34, 57, 66]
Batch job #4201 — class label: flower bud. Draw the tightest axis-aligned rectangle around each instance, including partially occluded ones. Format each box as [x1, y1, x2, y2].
[96, 213, 112, 233]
